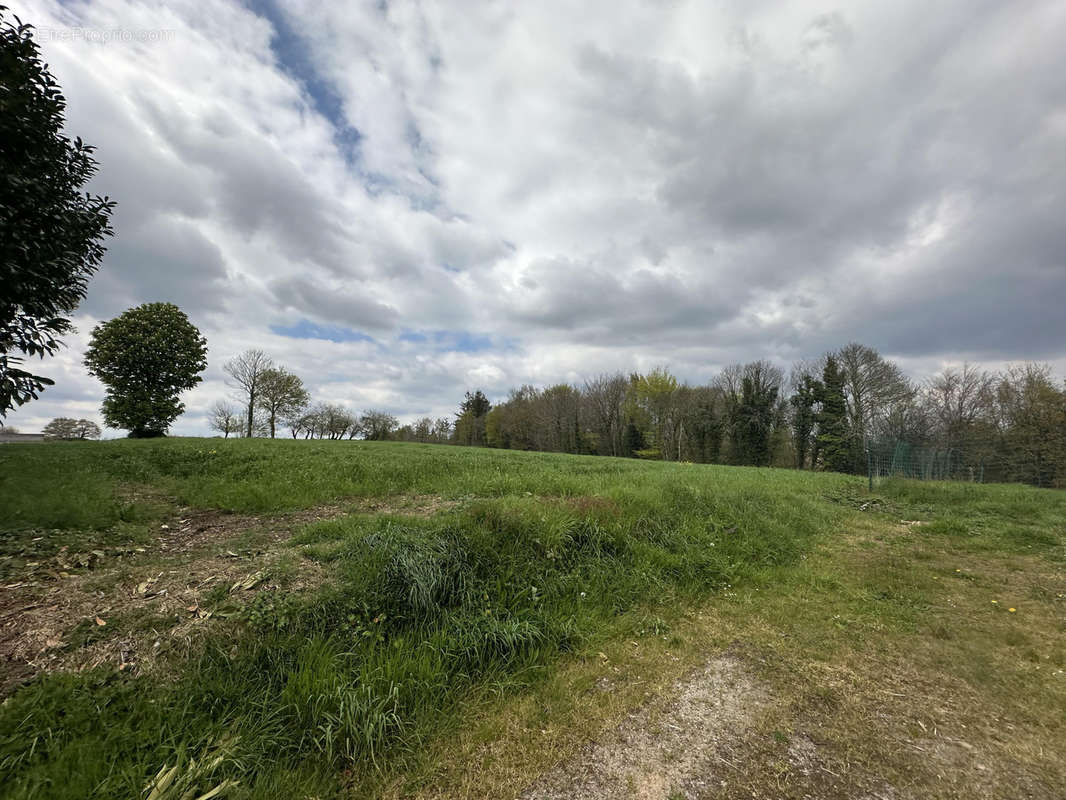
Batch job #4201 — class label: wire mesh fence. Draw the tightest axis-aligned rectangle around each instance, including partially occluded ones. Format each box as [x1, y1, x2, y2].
[868, 441, 985, 483]
[866, 438, 1065, 489]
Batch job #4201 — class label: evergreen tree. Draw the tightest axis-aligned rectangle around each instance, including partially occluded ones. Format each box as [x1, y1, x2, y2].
[789, 374, 822, 469]
[621, 421, 644, 457]
[817, 355, 851, 472]
[688, 391, 724, 463]
[454, 389, 492, 446]
[732, 375, 779, 465]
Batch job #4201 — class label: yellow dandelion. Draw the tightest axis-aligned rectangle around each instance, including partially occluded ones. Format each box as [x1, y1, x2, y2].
[955, 569, 961, 573]
[991, 600, 998, 604]
[1009, 607, 1017, 613]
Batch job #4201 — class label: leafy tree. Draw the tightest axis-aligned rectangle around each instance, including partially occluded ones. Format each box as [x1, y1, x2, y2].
[256, 368, 309, 438]
[490, 385, 541, 450]
[83, 303, 207, 437]
[721, 361, 782, 466]
[431, 417, 452, 442]
[223, 350, 273, 438]
[1, 10, 115, 414]
[462, 390, 491, 417]
[360, 409, 399, 440]
[817, 355, 851, 472]
[628, 368, 679, 458]
[993, 363, 1066, 487]
[732, 369, 781, 466]
[484, 406, 507, 448]
[42, 417, 100, 440]
[208, 400, 241, 438]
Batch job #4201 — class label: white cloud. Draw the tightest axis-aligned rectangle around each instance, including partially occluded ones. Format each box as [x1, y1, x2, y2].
[5, 0, 1066, 435]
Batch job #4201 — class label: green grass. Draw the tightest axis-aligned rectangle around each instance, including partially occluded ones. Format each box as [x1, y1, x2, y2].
[1, 439, 1063, 799]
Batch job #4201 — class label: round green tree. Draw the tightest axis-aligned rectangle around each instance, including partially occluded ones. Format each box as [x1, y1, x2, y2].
[84, 303, 208, 437]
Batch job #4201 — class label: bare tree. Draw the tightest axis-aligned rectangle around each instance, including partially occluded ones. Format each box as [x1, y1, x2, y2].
[256, 368, 309, 438]
[836, 342, 914, 448]
[413, 416, 433, 442]
[584, 372, 628, 456]
[224, 350, 273, 438]
[925, 364, 995, 441]
[432, 417, 452, 442]
[209, 400, 242, 438]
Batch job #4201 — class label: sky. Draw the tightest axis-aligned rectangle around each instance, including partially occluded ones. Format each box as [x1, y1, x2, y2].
[5, 0, 1066, 436]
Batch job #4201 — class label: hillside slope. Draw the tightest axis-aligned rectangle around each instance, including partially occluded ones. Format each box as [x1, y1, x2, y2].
[1, 439, 1063, 799]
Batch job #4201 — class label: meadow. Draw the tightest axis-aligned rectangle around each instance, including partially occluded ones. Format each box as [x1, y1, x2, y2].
[0, 439, 1063, 799]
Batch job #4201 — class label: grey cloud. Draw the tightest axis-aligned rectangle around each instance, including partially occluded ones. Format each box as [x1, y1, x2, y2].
[10, 0, 1066, 436]
[508, 255, 736, 342]
[138, 98, 364, 277]
[83, 216, 229, 317]
[555, 1, 1066, 362]
[270, 276, 400, 332]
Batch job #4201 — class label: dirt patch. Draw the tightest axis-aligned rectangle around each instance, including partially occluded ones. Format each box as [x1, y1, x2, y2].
[521, 656, 766, 800]
[0, 495, 462, 695]
[0, 549, 326, 689]
[356, 494, 461, 517]
[156, 504, 350, 553]
[1, 509, 335, 692]
[561, 496, 622, 519]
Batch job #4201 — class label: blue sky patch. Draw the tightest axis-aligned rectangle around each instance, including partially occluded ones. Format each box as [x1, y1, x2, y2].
[271, 319, 375, 343]
[399, 329, 506, 353]
[437, 330, 493, 353]
[248, 0, 363, 164]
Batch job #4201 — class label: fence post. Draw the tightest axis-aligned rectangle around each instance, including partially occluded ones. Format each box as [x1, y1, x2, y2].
[867, 445, 873, 492]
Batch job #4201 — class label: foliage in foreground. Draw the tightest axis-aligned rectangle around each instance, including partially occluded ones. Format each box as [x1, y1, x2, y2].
[0, 8, 115, 414]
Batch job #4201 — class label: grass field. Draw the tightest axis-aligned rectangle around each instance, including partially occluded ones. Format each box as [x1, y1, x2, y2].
[0, 439, 1064, 799]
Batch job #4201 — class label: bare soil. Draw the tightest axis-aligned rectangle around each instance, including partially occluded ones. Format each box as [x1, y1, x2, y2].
[0, 494, 458, 694]
[521, 655, 766, 799]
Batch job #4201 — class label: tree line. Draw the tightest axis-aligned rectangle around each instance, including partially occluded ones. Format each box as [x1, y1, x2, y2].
[213, 349, 453, 443]
[16, 294, 1066, 491]
[447, 343, 1066, 489]
[218, 339, 1063, 489]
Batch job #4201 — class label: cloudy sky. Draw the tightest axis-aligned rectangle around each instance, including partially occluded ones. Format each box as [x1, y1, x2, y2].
[6, 0, 1066, 436]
